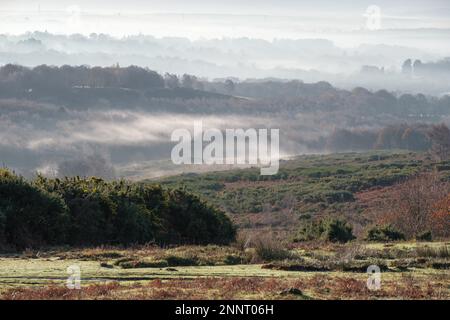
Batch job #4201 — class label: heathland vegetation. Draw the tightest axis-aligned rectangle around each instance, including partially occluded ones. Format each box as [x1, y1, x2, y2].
[159, 151, 450, 241]
[0, 151, 448, 300]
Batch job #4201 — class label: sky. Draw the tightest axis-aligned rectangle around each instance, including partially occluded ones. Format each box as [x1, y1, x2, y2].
[2, 0, 450, 16]
[1, 0, 450, 41]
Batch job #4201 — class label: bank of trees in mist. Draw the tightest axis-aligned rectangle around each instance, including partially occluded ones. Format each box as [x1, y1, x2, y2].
[320, 123, 450, 158]
[0, 64, 209, 95]
[0, 64, 165, 93]
[323, 124, 430, 152]
[1, 64, 449, 117]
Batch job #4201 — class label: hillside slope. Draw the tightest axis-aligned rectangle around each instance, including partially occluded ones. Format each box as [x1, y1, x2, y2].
[158, 151, 448, 238]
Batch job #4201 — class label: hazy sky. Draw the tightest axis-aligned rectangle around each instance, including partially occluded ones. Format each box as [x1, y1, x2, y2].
[1, 0, 450, 37]
[2, 0, 450, 16]
[0, 0, 450, 31]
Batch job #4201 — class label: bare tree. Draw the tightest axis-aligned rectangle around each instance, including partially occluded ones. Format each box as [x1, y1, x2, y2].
[380, 173, 450, 238]
[432, 194, 450, 238]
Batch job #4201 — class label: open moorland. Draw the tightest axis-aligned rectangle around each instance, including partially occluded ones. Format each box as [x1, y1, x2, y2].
[0, 241, 448, 299]
[0, 151, 449, 299]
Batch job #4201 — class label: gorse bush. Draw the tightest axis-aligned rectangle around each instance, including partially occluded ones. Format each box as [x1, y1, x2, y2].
[294, 220, 325, 242]
[365, 225, 406, 242]
[36, 176, 166, 245]
[0, 169, 236, 249]
[0, 170, 69, 249]
[294, 218, 355, 243]
[165, 189, 236, 245]
[416, 231, 433, 242]
[322, 219, 356, 243]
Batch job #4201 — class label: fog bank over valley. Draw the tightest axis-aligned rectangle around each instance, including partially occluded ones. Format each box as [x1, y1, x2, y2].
[1, 32, 450, 95]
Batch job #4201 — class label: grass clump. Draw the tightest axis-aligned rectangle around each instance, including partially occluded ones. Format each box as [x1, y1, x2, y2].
[389, 258, 429, 270]
[252, 235, 293, 262]
[415, 245, 449, 258]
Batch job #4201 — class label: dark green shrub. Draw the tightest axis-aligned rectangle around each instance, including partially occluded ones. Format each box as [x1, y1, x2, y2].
[294, 218, 355, 243]
[0, 169, 69, 249]
[416, 231, 432, 242]
[110, 184, 166, 245]
[322, 219, 356, 243]
[165, 189, 236, 245]
[365, 225, 406, 242]
[293, 220, 325, 242]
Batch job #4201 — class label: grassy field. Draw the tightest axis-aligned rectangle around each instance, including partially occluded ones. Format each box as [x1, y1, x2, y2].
[0, 241, 448, 299]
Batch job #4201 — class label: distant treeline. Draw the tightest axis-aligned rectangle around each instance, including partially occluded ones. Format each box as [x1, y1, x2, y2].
[0, 169, 236, 250]
[0, 64, 207, 95]
[316, 123, 449, 154]
[1, 64, 449, 118]
[0, 64, 165, 92]
[402, 58, 450, 77]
